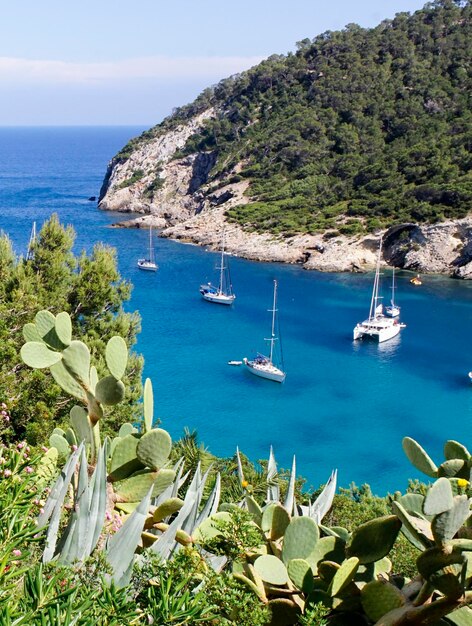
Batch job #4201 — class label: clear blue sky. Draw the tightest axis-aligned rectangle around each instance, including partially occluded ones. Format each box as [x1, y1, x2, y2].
[0, 0, 428, 125]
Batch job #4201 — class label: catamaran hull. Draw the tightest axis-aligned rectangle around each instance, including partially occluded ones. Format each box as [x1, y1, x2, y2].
[243, 358, 286, 383]
[353, 323, 400, 343]
[200, 291, 235, 305]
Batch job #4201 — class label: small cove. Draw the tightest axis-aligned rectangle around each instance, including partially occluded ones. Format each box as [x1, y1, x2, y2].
[1, 126, 471, 493]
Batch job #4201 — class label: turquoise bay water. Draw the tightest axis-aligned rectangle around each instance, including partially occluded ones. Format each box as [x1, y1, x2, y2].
[1, 126, 472, 493]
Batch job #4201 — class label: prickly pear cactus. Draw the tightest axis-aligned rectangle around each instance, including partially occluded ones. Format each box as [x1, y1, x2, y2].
[21, 310, 129, 461]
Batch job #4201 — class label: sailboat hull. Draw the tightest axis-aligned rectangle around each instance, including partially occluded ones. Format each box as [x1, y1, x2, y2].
[353, 319, 401, 342]
[200, 286, 235, 305]
[243, 358, 286, 383]
[137, 259, 157, 271]
[385, 305, 400, 318]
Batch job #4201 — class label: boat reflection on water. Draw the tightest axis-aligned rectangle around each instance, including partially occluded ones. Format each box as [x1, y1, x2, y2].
[352, 331, 401, 361]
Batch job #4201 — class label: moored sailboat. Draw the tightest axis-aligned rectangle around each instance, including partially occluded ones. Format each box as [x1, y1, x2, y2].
[200, 233, 235, 305]
[385, 268, 401, 318]
[353, 237, 404, 343]
[243, 280, 286, 383]
[137, 227, 158, 272]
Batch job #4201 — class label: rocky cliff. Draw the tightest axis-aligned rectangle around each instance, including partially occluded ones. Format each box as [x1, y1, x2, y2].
[98, 112, 472, 277]
[98, 1, 472, 277]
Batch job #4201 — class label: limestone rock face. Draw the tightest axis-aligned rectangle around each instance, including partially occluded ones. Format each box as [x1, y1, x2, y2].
[99, 110, 472, 277]
[99, 109, 216, 222]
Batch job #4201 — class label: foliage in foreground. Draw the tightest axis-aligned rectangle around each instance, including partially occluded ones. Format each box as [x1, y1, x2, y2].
[3, 309, 472, 624]
[0, 214, 143, 445]
[3, 426, 472, 624]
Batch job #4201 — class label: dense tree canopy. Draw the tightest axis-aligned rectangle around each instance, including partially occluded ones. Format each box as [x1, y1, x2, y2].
[118, 0, 472, 237]
[0, 214, 143, 443]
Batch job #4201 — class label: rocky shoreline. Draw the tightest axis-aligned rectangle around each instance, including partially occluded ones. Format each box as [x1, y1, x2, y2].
[98, 110, 472, 278]
[110, 210, 472, 278]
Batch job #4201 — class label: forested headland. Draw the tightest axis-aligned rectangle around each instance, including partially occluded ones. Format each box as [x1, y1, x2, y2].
[113, 0, 471, 239]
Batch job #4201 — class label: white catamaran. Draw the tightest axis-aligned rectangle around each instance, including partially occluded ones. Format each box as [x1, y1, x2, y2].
[385, 267, 401, 318]
[200, 234, 235, 305]
[244, 280, 286, 383]
[137, 227, 158, 272]
[353, 238, 403, 343]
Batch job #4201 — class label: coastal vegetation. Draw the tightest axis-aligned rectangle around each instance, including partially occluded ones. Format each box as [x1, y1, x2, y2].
[114, 0, 472, 238]
[1, 240, 471, 623]
[0, 214, 143, 444]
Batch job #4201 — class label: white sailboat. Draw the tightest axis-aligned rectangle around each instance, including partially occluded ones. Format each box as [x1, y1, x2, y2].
[26, 221, 36, 261]
[137, 227, 158, 272]
[353, 237, 403, 343]
[244, 280, 286, 383]
[385, 268, 401, 318]
[200, 233, 235, 305]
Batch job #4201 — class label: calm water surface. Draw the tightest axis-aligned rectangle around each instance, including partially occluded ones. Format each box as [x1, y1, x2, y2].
[1, 126, 471, 493]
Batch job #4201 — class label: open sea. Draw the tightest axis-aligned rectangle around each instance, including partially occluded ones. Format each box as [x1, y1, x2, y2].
[1, 126, 472, 494]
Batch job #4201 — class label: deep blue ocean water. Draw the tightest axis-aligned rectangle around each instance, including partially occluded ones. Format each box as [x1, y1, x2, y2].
[1, 126, 472, 494]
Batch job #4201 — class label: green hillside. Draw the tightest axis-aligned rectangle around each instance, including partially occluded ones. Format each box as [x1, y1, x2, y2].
[119, 0, 472, 237]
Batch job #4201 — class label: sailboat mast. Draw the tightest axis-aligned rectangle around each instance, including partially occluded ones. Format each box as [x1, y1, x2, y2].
[26, 221, 36, 261]
[368, 236, 382, 320]
[149, 227, 154, 264]
[391, 267, 396, 306]
[219, 232, 225, 294]
[269, 280, 277, 364]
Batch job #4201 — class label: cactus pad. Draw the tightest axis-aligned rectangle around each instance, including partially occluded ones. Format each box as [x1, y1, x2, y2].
[55, 312, 72, 346]
[402, 437, 438, 478]
[438, 459, 469, 479]
[70, 405, 93, 446]
[268, 599, 301, 626]
[118, 423, 138, 438]
[34, 310, 65, 349]
[432, 495, 470, 544]
[307, 536, 345, 574]
[50, 360, 87, 401]
[36, 447, 58, 484]
[152, 468, 176, 496]
[109, 434, 143, 481]
[254, 554, 289, 586]
[318, 560, 340, 584]
[49, 433, 71, 459]
[444, 440, 471, 461]
[114, 469, 175, 503]
[346, 515, 401, 564]
[287, 558, 313, 593]
[423, 477, 454, 516]
[95, 375, 125, 406]
[136, 428, 172, 470]
[61, 340, 91, 386]
[361, 579, 405, 622]
[143, 378, 154, 432]
[64, 427, 77, 446]
[23, 322, 41, 343]
[282, 517, 319, 565]
[417, 545, 464, 580]
[89, 366, 98, 393]
[261, 503, 290, 540]
[21, 342, 62, 369]
[329, 557, 359, 597]
[392, 501, 434, 551]
[394, 492, 425, 516]
[153, 497, 184, 522]
[105, 336, 128, 380]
